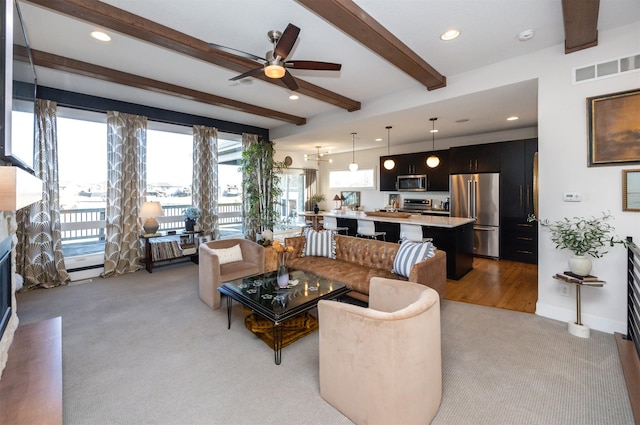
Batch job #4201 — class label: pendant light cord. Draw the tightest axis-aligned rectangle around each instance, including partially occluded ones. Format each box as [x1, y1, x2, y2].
[386, 126, 392, 155]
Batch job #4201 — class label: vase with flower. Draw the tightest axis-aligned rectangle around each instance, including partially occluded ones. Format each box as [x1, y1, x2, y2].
[272, 240, 294, 288]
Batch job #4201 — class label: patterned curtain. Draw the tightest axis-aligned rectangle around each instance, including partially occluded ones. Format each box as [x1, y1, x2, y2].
[241, 133, 259, 241]
[15, 99, 70, 289]
[192, 126, 218, 239]
[102, 111, 147, 277]
[304, 168, 318, 211]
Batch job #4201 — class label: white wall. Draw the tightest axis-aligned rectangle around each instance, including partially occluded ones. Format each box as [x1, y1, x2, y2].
[277, 21, 640, 333]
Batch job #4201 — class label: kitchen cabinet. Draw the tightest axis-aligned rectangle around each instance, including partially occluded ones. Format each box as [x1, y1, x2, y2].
[379, 150, 447, 191]
[379, 155, 398, 191]
[499, 138, 538, 264]
[425, 149, 449, 191]
[449, 143, 500, 174]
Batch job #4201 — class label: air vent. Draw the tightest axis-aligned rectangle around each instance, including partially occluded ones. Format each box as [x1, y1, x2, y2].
[573, 53, 640, 84]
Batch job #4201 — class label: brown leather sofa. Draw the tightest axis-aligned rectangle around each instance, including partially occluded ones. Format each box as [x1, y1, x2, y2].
[284, 234, 446, 302]
[198, 238, 264, 309]
[318, 277, 442, 424]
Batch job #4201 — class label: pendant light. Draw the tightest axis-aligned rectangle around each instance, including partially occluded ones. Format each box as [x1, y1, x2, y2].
[383, 125, 396, 170]
[426, 117, 440, 168]
[349, 132, 359, 172]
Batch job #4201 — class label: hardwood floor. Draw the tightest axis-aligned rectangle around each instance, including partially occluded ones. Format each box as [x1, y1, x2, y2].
[445, 257, 538, 314]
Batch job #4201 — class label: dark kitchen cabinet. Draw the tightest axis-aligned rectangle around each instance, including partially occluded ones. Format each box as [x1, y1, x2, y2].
[396, 153, 427, 175]
[499, 138, 538, 264]
[379, 152, 429, 191]
[449, 143, 500, 174]
[379, 155, 398, 191]
[425, 149, 449, 191]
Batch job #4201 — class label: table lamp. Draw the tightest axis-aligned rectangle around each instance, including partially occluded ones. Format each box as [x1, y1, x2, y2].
[140, 201, 163, 235]
[333, 194, 341, 209]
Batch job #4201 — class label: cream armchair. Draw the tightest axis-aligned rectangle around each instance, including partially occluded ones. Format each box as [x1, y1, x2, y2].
[198, 238, 265, 310]
[318, 277, 442, 425]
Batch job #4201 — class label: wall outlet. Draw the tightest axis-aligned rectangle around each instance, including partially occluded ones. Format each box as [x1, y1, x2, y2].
[563, 192, 582, 202]
[560, 284, 571, 297]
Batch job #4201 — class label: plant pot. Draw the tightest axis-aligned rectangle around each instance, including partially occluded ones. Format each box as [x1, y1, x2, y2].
[185, 218, 196, 232]
[568, 254, 592, 276]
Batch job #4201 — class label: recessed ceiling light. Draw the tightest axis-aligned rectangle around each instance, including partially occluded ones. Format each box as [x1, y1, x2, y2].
[455, 118, 470, 123]
[91, 30, 111, 42]
[440, 30, 460, 41]
[375, 138, 382, 142]
[430, 129, 439, 133]
[518, 29, 535, 41]
[507, 116, 519, 121]
[288, 93, 299, 100]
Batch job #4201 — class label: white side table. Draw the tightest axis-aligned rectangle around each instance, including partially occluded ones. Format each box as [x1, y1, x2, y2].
[553, 273, 605, 338]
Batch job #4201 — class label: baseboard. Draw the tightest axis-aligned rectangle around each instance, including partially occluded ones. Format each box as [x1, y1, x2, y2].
[535, 302, 626, 334]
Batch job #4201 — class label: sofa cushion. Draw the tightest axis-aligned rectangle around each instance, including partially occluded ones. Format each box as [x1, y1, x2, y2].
[303, 229, 336, 258]
[211, 244, 243, 264]
[392, 240, 435, 278]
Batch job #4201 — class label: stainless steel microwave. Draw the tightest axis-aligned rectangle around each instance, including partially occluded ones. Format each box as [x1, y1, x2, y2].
[397, 175, 427, 191]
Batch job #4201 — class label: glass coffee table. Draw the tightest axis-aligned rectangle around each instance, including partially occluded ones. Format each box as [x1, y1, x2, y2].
[218, 269, 349, 365]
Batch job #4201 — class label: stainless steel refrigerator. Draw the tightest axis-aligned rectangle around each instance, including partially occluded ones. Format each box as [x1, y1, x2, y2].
[450, 173, 500, 258]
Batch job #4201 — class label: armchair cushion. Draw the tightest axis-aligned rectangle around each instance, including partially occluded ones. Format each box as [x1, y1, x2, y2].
[210, 244, 243, 264]
[392, 239, 435, 278]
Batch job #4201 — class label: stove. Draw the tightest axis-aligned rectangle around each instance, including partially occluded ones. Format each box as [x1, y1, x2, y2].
[401, 198, 432, 213]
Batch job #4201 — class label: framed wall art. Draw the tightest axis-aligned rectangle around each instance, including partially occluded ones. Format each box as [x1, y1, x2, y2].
[623, 169, 640, 212]
[587, 88, 640, 167]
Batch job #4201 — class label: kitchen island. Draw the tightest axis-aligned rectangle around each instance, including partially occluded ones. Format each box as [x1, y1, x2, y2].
[321, 211, 475, 280]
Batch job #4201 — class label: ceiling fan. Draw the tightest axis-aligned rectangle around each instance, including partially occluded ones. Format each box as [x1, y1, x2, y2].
[208, 23, 342, 91]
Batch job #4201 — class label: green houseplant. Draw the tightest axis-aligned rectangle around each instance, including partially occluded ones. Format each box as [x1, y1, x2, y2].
[182, 206, 201, 231]
[530, 211, 631, 275]
[240, 139, 287, 242]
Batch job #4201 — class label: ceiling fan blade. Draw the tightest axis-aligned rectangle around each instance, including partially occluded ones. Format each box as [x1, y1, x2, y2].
[273, 23, 300, 60]
[281, 70, 299, 91]
[229, 67, 264, 81]
[285, 60, 342, 71]
[208, 42, 265, 63]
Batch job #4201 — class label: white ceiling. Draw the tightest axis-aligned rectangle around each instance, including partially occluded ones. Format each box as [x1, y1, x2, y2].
[16, 0, 640, 154]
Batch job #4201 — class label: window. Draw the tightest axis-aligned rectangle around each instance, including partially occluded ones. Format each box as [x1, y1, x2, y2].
[329, 168, 376, 189]
[56, 109, 107, 259]
[217, 133, 243, 238]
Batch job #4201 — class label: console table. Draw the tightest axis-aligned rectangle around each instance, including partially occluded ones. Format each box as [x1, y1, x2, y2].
[140, 232, 202, 273]
[553, 273, 605, 338]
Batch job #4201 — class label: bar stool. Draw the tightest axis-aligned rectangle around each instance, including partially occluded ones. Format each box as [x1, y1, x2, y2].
[356, 220, 386, 241]
[323, 216, 349, 235]
[399, 224, 432, 243]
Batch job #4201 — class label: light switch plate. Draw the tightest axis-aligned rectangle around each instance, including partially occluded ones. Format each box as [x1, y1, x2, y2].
[563, 192, 582, 202]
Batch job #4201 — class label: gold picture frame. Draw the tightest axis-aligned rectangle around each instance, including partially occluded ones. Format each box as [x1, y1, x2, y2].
[623, 169, 640, 212]
[587, 88, 640, 167]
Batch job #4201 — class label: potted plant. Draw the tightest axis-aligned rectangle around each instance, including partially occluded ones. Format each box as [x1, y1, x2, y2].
[182, 207, 202, 232]
[530, 212, 631, 276]
[310, 193, 325, 214]
[240, 139, 288, 241]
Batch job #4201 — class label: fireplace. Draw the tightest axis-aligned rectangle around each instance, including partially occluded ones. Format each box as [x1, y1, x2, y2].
[0, 236, 11, 342]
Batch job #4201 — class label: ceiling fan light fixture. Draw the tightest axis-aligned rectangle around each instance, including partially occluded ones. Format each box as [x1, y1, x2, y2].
[264, 64, 286, 79]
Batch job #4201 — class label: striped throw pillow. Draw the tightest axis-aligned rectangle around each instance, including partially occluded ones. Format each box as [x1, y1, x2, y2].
[392, 240, 435, 278]
[302, 229, 336, 258]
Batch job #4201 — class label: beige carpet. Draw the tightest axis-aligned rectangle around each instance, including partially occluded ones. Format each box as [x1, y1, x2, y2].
[16, 262, 634, 425]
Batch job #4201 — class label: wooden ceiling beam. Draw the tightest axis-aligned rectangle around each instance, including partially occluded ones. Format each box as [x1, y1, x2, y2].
[28, 48, 307, 126]
[296, 0, 446, 91]
[23, 0, 360, 112]
[562, 0, 600, 54]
